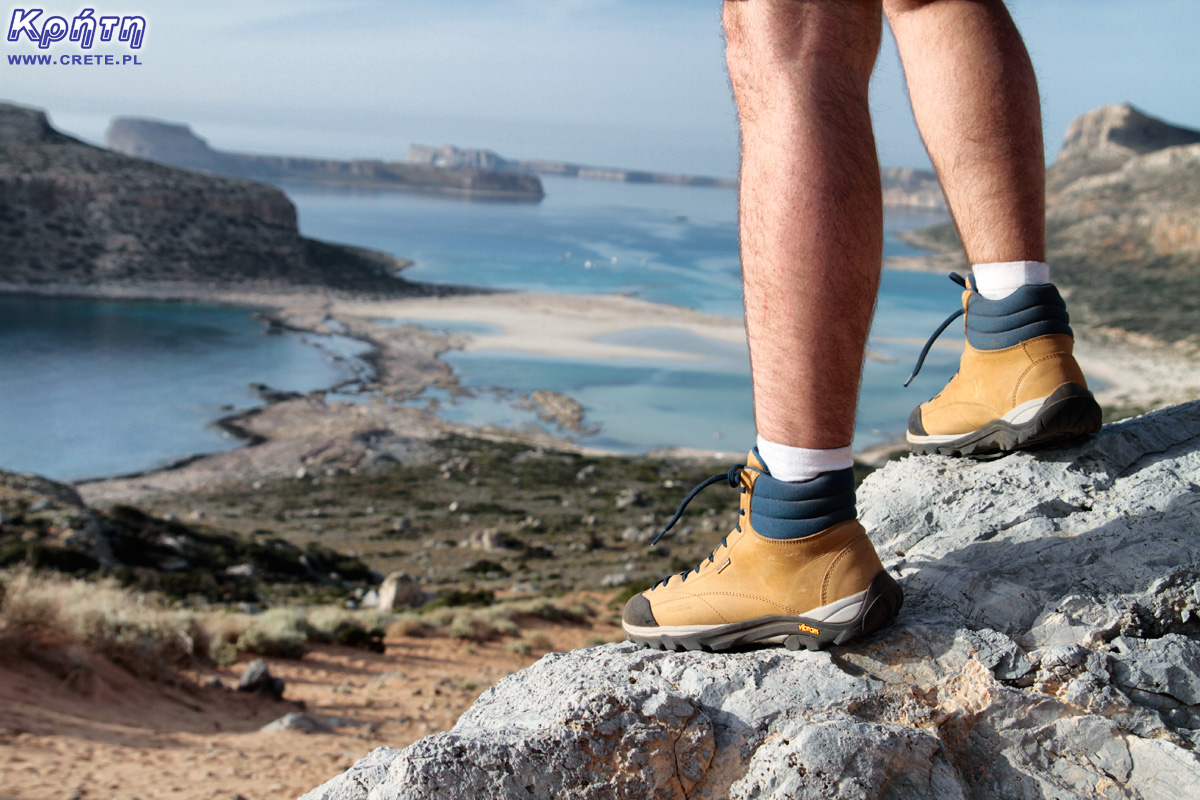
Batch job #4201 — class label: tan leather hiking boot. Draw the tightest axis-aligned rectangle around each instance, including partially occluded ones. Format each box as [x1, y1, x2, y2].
[622, 452, 903, 652]
[906, 278, 1102, 456]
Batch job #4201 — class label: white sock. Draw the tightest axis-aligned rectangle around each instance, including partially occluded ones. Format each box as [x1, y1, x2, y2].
[755, 436, 853, 483]
[972, 260, 1050, 300]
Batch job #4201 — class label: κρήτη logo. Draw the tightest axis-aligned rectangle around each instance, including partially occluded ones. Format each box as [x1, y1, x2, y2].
[7, 8, 145, 50]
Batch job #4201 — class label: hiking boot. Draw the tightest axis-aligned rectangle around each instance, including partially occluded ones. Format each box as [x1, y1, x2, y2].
[622, 451, 903, 652]
[905, 275, 1102, 457]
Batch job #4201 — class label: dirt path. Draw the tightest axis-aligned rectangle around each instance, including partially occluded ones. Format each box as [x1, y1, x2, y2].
[0, 618, 622, 800]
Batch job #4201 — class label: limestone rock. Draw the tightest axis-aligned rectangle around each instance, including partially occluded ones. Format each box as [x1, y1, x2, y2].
[377, 572, 426, 612]
[303, 400, 1200, 799]
[237, 658, 285, 700]
[260, 712, 327, 734]
[1055, 103, 1200, 173]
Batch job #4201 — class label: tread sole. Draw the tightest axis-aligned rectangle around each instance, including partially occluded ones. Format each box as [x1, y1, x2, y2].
[624, 570, 903, 653]
[908, 382, 1102, 457]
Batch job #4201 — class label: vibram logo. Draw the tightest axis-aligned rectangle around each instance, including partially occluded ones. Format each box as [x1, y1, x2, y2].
[797, 623, 820, 636]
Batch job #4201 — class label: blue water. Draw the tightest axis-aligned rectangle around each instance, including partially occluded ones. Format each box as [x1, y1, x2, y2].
[0, 298, 371, 481]
[0, 178, 962, 480]
[291, 177, 963, 453]
[290, 177, 949, 320]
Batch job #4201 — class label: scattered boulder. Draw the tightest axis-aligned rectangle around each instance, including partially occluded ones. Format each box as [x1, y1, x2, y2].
[303, 400, 1200, 799]
[237, 658, 286, 700]
[614, 488, 641, 510]
[377, 572, 426, 612]
[460, 529, 511, 552]
[260, 712, 328, 734]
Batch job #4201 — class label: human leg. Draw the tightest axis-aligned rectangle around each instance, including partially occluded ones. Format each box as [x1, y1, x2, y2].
[622, 0, 902, 652]
[729, 0, 884, 452]
[887, 0, 1101, 454]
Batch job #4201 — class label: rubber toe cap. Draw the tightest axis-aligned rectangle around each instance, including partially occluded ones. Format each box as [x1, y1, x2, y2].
[907, 404, 927, 436]
[622, 593, 657, 628]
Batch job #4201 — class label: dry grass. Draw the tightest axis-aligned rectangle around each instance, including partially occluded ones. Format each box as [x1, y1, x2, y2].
[0, 568, 204, 681]
[0, 569, 399, 679]
[0, 568, 603, 687]
[385, 596, 596, 643]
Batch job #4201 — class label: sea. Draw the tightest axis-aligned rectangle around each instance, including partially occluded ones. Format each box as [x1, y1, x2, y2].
[0, 176, 963, 481]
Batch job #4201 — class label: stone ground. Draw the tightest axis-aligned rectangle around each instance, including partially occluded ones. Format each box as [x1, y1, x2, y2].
[305, 401, 1200, 800]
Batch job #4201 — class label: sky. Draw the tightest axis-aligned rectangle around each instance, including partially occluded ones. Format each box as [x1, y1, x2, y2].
[3, 0, 1199, 177]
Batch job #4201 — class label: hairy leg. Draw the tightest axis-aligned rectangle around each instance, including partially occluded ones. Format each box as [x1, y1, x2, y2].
[725, 0, 884, 450]
[885, 0, 1045, 262]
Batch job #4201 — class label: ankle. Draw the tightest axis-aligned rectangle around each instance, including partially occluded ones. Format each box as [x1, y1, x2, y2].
[749, 464, 857, 540]
[971, 260, 1050, 300]
[754, 437, 852, 482]
[965, 282, 1072, 351]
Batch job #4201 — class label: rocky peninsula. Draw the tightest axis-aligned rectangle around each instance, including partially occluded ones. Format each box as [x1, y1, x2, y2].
[106, 117, 545, 202]
[0, 102, 469, 299]
[407, 143, 949, 209]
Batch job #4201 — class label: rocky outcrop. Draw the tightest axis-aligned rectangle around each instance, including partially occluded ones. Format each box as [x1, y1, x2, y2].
[107, 118, 544, 201]
[898, 104, 1200, 348]
[1053, 103, 1200, 181]
[880, 166, 947, 210]
[0, 103, 460, 297]
[407, 144, 948, 208]
[1045, 106, 1200, 346]
[0, 467, 377, 603]
[304, 400, 1200, 799]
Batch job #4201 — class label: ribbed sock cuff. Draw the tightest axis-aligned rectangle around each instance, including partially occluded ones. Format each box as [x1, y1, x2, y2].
[972, 260, 1050, 300]
[755, 436, 853, 483]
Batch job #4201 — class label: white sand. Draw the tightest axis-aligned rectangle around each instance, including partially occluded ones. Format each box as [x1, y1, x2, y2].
[331, 292, 747, 363]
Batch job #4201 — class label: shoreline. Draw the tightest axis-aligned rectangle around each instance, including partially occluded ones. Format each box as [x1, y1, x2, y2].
[55, 278, 1197, 505]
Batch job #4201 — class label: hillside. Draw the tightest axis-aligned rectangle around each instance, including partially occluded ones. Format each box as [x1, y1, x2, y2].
[898, 104, 1200, 347]
[0, 103, 461, 297]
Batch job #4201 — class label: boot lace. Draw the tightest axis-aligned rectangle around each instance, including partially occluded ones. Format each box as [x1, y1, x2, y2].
[903, 272, 969, 388]
[649, 463, 764, 588]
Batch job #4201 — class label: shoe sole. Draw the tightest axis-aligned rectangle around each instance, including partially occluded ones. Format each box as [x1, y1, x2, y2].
[906, 382, 1102, 457]
[623, 570, 903, 653]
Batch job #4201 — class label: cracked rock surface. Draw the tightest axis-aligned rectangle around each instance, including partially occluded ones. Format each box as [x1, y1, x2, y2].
[303, 401, 1200, 800]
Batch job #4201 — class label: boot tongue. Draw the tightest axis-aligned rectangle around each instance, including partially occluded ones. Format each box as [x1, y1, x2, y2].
[747, 448, 768, 474]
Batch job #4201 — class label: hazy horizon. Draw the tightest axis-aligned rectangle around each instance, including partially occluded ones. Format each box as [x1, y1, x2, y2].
[3, 1, 1199, 177]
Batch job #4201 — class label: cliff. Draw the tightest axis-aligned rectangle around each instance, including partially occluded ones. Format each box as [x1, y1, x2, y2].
[106, 118, 544, 201]
[0, 103, 457, 297]
[898, 104, 1200, 347]
[304, 400, 1200, 799]
[407, 144, 948, 209]
[1045, 106, 1200, 344]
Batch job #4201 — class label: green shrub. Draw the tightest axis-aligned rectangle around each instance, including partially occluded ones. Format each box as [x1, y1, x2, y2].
[236, 608, 307, 659]
[424, 588, 495, 610]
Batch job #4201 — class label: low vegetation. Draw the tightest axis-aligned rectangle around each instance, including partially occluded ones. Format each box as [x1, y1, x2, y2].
[0, 566, 606, 688]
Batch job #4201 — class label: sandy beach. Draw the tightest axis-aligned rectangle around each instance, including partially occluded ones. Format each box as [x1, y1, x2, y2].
[70, 281, 1200, 505]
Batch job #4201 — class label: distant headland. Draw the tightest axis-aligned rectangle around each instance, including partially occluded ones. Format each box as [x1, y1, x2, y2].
[407, 143, 949, 210]
[0, 102, 473, 298]
[105, 117, 545, 202]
